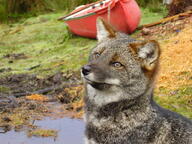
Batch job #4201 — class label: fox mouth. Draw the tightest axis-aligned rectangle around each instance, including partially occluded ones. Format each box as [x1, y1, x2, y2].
[83, 77, 111, 90]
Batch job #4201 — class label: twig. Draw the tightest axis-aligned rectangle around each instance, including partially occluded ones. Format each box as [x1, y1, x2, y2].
[12, 83, 82, 98]
[137, 10, 192, 30]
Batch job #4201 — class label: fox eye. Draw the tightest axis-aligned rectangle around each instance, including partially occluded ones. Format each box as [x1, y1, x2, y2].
[94, 53, 100, 59]
[112, 62, 123, 68]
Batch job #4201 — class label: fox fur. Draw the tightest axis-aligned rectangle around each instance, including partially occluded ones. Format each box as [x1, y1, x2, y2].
[81, 18, 192, 144]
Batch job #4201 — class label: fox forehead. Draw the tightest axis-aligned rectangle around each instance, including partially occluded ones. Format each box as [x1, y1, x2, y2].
[91, 39, 138, 60]
[92, 38, 136, 53]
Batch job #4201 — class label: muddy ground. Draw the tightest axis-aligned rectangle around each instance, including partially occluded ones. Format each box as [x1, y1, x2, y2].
[0, 72, 84, 135]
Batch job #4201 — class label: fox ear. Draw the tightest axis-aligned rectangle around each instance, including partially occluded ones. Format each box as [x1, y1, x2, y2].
[96, 18, 116, 42]
[130, 40, 160, 71]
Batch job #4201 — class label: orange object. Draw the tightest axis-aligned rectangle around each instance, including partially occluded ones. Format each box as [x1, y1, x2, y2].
[26, 94, 48, 101]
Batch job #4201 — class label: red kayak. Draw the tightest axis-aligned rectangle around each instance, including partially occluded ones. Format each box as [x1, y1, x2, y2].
[59, 0, 141, 38]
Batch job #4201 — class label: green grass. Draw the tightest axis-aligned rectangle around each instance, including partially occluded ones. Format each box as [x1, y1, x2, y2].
[0, 7, 167, 77]
[0, 12, 96, 77]
[140, 7, 167, 25]
[136, 0, 162, 7]
[0, 85, 10, 93]
[155, 86, 192, 119]
[0, 0, 7, 21]
[0, 0, 97, 22]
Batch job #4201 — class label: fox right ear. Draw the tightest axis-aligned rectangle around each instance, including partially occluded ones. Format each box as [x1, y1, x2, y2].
[96, 18, 116, 42]
[129, 40, 160, 71]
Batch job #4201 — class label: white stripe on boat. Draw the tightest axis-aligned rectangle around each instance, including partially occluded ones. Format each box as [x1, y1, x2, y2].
[64, 0, 111, 20]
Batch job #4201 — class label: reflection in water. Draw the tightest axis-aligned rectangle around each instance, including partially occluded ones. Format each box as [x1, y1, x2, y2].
[0, 118, 85, 144]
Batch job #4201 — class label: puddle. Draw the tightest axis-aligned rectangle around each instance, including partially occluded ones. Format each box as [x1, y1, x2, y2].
[0, 118, 85, 144]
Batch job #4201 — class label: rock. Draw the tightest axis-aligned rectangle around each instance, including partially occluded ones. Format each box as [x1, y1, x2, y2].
[141, 28, 151, 35]
[0, 96, 18, 112]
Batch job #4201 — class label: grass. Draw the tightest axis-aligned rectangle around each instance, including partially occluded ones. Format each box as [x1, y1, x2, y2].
[0, 0, 7, 21]
[0, 113, 29, 128]
[28, 128, 57, 137]
[155, 86, 192, 119]
[0, 85, 10, 93]
[0, 0, 97, 22]
[140, 7, 167, 25]
[0, 7, 166, 77]
[0, 12, 96, 77]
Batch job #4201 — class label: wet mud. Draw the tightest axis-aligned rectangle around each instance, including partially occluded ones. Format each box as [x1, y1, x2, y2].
[0, 72, 85, 142]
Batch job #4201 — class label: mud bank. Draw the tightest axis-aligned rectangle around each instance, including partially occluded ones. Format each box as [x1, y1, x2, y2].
[0, 72, 84, 137]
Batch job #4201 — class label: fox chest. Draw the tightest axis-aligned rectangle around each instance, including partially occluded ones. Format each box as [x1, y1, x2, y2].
[85, 118, 173, 144]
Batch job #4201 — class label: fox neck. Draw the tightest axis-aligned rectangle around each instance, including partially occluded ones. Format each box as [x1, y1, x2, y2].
[84, 84, 155, 122]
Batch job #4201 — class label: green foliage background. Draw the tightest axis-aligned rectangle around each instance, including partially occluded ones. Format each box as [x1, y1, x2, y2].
[0, 0, 164, 22]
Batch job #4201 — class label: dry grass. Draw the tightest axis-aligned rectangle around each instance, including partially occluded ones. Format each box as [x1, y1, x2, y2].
[153, 20, 192, 118]
[156, 22, 192, 90]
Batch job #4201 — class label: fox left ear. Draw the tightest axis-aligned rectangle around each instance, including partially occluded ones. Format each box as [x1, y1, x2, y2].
[130, 40, 160, 71]
[96, 18, 116, 42]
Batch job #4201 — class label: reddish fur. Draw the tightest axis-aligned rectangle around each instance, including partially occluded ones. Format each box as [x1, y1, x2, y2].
[129, 40, 161, 81]
[100, 19, 116, 38]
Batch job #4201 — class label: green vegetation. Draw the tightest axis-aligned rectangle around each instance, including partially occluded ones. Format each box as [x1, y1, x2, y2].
[0, 0, 167, 22]
[0, 0, 7, 21]
[0, 7, 166, 77]
[155, 86, 192, 119]
[140, 7, 167, 25]
[0, 0, 97, 22]
[28, 128, 57, 137]
[0, 5, 168, 77]
[136, 0, 162, 7]
[0, 13, 96, 77]
[0, 86, 10, 93]
[44, 0, 97, 11]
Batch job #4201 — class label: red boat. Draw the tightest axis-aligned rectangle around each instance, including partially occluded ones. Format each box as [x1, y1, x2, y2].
[59, 0, 141, 38]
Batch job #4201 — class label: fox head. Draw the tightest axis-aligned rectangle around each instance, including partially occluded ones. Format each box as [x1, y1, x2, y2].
[82, 18, 160, 106]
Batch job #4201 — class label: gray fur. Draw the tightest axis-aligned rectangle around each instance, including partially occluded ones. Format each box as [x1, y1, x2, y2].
[82, 19, 192, 144]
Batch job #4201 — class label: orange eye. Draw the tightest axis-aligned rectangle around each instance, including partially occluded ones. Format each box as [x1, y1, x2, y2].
[112, 62, 123, 68]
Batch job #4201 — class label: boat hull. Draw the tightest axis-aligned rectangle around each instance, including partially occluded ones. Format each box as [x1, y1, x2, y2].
[63, 0, 141, 38]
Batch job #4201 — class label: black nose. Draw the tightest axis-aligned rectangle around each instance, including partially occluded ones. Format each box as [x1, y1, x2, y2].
[82, 65, 91, 76]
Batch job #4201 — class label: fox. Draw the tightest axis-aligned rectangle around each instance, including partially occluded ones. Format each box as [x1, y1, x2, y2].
[81, 18, 192, 144]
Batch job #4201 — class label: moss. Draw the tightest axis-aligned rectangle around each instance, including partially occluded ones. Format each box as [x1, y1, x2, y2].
[179, 87, 192, 95]
[10, 113, 27, 126]
[28, 128, 57, 137]
[0, 86, 10, 93]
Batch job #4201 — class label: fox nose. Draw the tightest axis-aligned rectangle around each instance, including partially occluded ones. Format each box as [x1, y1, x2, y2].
[82, 65, 91, 76]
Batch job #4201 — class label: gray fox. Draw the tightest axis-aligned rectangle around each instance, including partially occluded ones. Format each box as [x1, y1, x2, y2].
[81, 18, 192, 144]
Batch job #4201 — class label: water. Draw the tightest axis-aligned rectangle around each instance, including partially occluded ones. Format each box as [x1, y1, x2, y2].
[0, 118, 85, 144]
